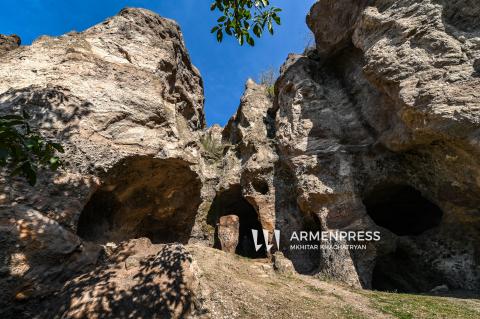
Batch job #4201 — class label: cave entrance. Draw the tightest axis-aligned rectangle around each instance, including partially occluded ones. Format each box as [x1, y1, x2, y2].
[77, 157, 202, 245]
[207, 185, 266, 258]
[363, 184, 443, 236]
[371, 243, 444, 293]
[363, 184, 445, 292]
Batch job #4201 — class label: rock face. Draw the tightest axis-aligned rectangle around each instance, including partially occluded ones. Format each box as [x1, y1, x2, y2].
[1, 0, 480, 317]
[0, 8, 207, 317]
[274, 0, 480, 290]
[201, 80, 275, 259]
[0, 34, 20, 55]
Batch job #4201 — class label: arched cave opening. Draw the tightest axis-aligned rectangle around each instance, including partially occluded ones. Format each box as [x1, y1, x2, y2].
[363, 184, 445, 292]
[207, 185, 266, 258]
[363, 184, 443, 236]
[77, 157, 202, 245]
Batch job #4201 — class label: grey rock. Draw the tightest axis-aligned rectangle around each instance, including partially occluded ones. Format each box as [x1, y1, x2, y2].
[0, 8, 206, 314]
[474, 58, 480, 73]
[430, 284, 449, 294]
[272, 252, 295, 275]
[1, 1, 480, 316]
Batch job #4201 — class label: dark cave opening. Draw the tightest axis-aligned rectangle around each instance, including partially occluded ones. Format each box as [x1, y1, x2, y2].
[371, 243, 443, 293]
[364, 184, 445, 292]
[77, 190, 120, 242]
[207, 185, 266, 258]
[77, 157, 202, 245]
[252, 179, 269, 195]
[363, 184, 443, 236]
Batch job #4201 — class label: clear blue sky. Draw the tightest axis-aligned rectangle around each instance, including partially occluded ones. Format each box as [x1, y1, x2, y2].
[0, 0, 315, 126]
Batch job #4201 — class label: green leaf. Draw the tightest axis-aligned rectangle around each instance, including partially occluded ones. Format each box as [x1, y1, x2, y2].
[273, 15, 281, 25]
[0, 110, 63, 185]
[210, 0, 281, 46]
[50, 142, 64, 153]
[217, 29, 223, 42]
[238, 34, 244, 45]
[246, 34, 255, 46]
[268, 20, 273, 34]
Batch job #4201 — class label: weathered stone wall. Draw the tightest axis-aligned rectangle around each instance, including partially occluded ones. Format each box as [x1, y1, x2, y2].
[1, 1, 479, 316]
[269, 0, 480, 290]
[0, 8, 208, 315]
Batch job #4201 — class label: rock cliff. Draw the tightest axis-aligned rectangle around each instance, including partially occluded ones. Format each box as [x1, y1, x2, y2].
[0, 8, 207, 317]
[291, 0, 480, 291]
[1, 0, 479, 317]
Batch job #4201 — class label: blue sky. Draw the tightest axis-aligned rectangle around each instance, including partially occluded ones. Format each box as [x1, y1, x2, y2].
[0, 0, 315, 126]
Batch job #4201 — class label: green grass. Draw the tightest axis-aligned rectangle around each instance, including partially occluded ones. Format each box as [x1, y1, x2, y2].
[305, 284, 325, 294]
[366, 291, 480, 319]
[340, 305, 369, 319]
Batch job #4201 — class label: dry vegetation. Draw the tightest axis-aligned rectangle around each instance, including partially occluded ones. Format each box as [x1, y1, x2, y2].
[188, 245, 480, 319]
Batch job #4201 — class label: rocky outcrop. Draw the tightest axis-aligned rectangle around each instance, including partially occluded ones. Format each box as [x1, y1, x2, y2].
[221, 80, 277, 232]
[272, 0, 480, 290]
[6, 238, 202, 318]
[0, 34, 20, 55]
[204, 0, 479, 292]
[1, 0, 480, 317]
[0, 8, 207, 316]
[199, 80, 276, 259]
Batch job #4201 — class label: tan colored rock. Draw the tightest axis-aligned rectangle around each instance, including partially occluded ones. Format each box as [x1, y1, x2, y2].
[221, 80, 277, 232]
[0, 34, 20, 55]
[38, 239, 201, 319]
[272, 0, 480, 290]
[272, 252, 295, 275]
[217, 215, 240, 253]
[1, 1, 480, 316]
[0, 8, 206, 316]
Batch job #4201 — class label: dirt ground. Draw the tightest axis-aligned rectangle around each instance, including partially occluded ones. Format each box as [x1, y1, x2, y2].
[188, 245, 480, 319]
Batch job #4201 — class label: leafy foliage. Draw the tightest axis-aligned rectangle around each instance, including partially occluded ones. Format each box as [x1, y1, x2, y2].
[210, 0, 282, 46]
[0, 111, 64, 185]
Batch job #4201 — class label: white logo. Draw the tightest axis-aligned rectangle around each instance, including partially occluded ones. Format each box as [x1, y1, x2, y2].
[251, 229, 280, 253]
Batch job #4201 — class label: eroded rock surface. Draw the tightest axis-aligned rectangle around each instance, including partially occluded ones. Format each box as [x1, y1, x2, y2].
[272, 0, 480, 290]
[1, 0, 480, 317]
[0, 34, 20, 55]
[217, 215, 240, 253]
[0, 7, 207, 317]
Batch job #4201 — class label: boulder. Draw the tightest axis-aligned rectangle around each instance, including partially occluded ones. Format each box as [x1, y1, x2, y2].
[272, 252, 296, 275]
[217, 215, 240, 254]
[39, 239, 201, 319]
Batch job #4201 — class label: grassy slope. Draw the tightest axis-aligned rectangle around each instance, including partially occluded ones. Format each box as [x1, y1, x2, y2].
[188, 245, 480, 319]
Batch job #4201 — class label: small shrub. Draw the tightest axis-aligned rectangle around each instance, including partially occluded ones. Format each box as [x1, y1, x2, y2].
[258, 67, 278, 100]
[200, 131, 225, 161]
